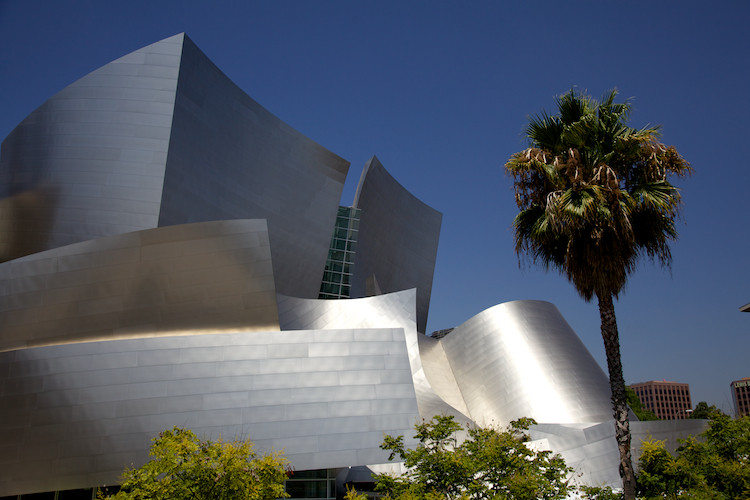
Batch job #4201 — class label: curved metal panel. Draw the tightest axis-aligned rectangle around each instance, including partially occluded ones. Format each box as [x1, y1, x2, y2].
[351, 157, 442, 333]
[439, 300, 613, 425]
[416, 333, 471, 417]
[529, 419, 709, 488]
[158, 36, 350, 298]
[0, 220, 278, 352]
[0, 32, 648, 494]
[0, 34, 349, 299]
[0, 34, 184, 261]
[278, 291, 472, 424]
[0, 328, 419, 496]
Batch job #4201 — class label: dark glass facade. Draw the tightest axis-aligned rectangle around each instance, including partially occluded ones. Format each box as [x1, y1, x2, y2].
[285, 469, 336, 500]
[319, 206, 360, 299]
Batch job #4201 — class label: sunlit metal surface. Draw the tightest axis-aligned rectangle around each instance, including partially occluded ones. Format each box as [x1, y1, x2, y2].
[158, 35, 349, 298]
[351, 156, 442, 334]
[278, 291, 472, 424]
[0, 33, 349, 298]
[529, 419, 709, 488]
[0, 220, 279, 352]
[416, 333, 471, 418]
[438, 300, 613, 424]
[0, 35, 181, 262]
[0, 328, 419, 496]
[0, 32, 706, 497]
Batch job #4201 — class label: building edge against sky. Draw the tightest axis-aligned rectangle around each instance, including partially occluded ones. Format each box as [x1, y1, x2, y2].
[0, 33, 707, 497]
[731, 378, 750, 418]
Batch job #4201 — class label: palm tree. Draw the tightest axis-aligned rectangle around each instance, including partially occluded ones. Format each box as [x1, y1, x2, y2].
[505, 89, 691, 499]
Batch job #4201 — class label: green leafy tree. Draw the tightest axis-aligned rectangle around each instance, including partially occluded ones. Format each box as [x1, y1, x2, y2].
[578, 485, 623, 500]
[625, 386, 658, 421]
[505, 89, 691, 499]
[637, 414, 750, 499]
[100, 426, 289, 500]
[374, 415, 571, 500]
[690, 401, 725, 419]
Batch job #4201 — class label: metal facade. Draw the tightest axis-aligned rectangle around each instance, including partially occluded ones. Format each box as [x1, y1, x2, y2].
[0, 328, 419, 494]
[438, 300, 614, 424]
[351, 156, 442, 334]
[0, 33, 349, 299]
[0, 219, 278, 352]
[159, 35, 350, 298]
[0, 34, 183, 261]
[278, 291, 471, 423]
[0, 34, 704, 496]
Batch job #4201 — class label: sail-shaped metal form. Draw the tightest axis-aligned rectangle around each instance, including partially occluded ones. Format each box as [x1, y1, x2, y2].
[351, 156, 442, 334]
[0, 33, 349, 299]
[0, 34, 698, 497]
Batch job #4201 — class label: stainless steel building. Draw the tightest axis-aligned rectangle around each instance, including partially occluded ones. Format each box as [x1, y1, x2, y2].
[0, 33, 349, 300]
[0, 34, 702, 498]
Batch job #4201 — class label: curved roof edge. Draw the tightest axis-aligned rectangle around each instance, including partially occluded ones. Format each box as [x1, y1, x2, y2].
[353, 156, 439, 214]
[437, 299, 613, 424]
[350, 156, 442, 334]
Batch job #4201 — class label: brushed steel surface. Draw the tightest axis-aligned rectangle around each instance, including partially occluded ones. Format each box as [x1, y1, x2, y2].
[278, 290, 472, 424]
[528, 419, 709, 488]
[0, 34, 183, 261]
[0, 328, 419, 496]
[416, 333, 470, 417]
[0, 220, 278, 351]
[0, 32, 679, 496]
[158, 35, 349, 298]
[0, 33, 349, 299]
[351, 156, 442, 334]
[439, 300, 613, 424]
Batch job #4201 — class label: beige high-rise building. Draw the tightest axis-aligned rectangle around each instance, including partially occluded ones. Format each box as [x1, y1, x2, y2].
[631, 380, 693, 420]
[731, 378, 750, 417]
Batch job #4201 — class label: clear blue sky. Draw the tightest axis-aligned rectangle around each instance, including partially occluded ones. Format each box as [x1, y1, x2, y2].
[1, 1, 748, 412]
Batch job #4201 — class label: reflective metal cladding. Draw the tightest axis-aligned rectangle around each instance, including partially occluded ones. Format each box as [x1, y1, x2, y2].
[352, 156, 442, 334]
[0, 328, 420, 493]
[0, 219, 279, 352]
[0, 33, 695, 497]
[0, 33, 350, 299]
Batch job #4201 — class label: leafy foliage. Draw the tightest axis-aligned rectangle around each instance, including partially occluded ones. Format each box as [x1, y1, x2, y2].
[625, 387, 659, 421]
[579, 485, 624, 500]
[100, 426, 289, 500]
[373, 415, 572, 500]
[637, 414, 750, 499]
[505, 89, 691, 301]
[690, 401, 726, 420]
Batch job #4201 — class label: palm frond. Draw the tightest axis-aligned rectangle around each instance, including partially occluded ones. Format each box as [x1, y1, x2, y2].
[632, 181, 681, 213]
[526, 112, 563, 151]
[556, 90, 591, 125]
[557, 186, 603, 220]
[504, 88, 689, 299]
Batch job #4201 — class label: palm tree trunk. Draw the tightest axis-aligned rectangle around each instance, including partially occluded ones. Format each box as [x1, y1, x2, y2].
[597, 292, 636, 499]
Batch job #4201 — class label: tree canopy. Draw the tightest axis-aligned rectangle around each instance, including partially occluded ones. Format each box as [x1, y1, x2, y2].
[100, 427, 289, 500]
[366, 415, 572, 500]
[504, 89, 691, 499]
[690, 401, 726, 420]
[637, 414, 750, 499]
[625, 387, 659, 421]
[505, 89, 691, 301]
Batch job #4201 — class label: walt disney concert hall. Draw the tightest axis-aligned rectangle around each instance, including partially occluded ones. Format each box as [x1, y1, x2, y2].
[0, 34, 703, 498]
